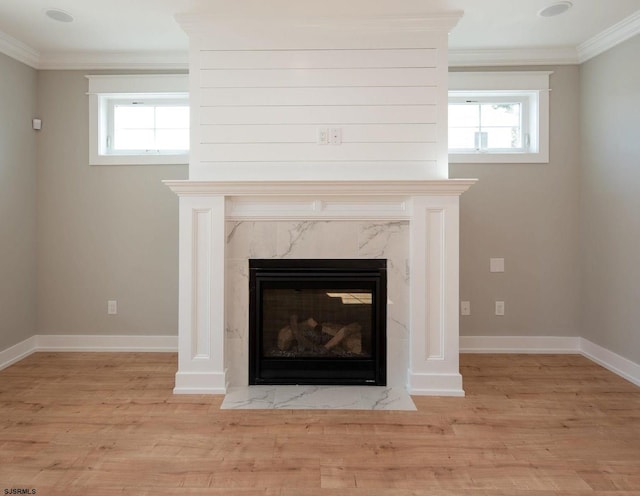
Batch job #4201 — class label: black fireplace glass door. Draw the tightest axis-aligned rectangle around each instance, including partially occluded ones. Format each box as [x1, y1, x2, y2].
[262, 286, 373, 359]
[249, 259, 386, 386]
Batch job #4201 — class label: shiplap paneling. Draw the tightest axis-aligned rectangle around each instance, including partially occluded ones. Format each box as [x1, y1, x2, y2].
[199, 142, 438, 162]
[199, 48, 438, 69]
[200, 68, 438, 88]
[199, 124, 437, 144]
[200, 105, 437, 125]
[200, 86, 438, 106]
[189, 39, 448, 178]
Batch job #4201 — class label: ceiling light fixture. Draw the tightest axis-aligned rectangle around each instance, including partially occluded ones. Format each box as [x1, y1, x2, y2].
[538, 1, 573, 18]
[45, 8, 74, 23]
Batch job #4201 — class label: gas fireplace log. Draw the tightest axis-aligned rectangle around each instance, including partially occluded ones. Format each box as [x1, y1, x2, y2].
[289, 315, 318, 352]
[343, 334, 362, 354]
[324, 322, 362, 350]
[277, 317, 321, 351]
[277, 325, 294, 351]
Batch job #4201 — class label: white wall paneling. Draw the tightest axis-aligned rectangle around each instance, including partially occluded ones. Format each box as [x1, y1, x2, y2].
[199, 143, 439, 163]
[200, 68, 438, 88]
[177, 14, 461, 181]
[198, 48, 439, 70]
[199, 105, 437, 126]
[199, 124, 438, 145]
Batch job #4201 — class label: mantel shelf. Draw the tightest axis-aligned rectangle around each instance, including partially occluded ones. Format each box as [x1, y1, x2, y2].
[164, 179, 477, 198]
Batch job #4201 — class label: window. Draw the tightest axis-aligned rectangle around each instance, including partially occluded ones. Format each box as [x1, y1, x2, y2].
[87, 75, 189, 165]
[448, 71, 552, 164]
[107, 98, 189, 154]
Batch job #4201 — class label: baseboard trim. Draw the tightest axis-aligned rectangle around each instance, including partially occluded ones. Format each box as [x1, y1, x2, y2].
[460, 336, 582, 354]
[0, 334, 178, 371]
[0, 336, 38, 371]
[174, 371, 228, 395]
[407, 372, 465, 397]
[461, 335, 640, 387]
[36, 334, 178, 352]
[580, 338, 640, 388]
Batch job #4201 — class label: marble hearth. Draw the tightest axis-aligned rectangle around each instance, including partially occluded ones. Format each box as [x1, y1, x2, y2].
[165, 179, 475, 396]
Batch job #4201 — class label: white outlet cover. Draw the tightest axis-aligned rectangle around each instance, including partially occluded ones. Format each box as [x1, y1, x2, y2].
[495, 300, 505, 316]
[490, 258, 505, 272]
[461, 301, 471, 316]
[107, 300, 117, 315]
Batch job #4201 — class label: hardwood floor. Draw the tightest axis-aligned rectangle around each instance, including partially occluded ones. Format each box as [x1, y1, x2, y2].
[1, 352, 639, 495]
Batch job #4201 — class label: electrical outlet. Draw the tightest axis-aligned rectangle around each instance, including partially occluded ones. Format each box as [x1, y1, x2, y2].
[495, 300, 505, 316]
[329, 127, 342, 145]
[490, 258, 505, 272]
[107, 300, 117, 315]
[461, 301, 471, 316]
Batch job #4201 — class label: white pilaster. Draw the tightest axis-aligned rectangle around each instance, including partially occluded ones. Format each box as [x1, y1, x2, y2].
[408, 195, 464, 396]
[174, 195, 227, 393]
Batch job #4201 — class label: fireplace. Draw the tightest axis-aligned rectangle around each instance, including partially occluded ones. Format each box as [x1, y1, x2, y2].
[249, 259, 387, 385]
[167, 8, 475, 396]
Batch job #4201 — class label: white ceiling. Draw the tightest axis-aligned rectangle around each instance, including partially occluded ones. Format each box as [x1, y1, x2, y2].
[0, 0, 639, 69]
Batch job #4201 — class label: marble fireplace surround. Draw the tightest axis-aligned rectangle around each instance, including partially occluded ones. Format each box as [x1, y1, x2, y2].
[165, 179, 476, 396]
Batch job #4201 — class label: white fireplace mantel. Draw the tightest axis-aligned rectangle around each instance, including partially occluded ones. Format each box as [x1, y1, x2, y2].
[165, 179, 476, 396]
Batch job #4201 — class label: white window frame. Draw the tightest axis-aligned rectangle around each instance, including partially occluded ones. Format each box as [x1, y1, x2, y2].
[86, 74, 189, 165]
[448, 71, 552, 164]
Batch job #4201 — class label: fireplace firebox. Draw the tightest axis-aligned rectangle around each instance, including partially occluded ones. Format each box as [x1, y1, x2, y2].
[249, 259, 387, 385]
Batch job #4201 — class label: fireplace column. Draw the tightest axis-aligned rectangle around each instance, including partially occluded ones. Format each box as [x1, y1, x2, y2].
[174, 194, 227, 393]
[408, 195, 463, 395]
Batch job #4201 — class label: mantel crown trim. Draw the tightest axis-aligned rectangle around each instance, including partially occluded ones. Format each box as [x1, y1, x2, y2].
[175, 12, 464, 35]
[163, 179, 477, 198]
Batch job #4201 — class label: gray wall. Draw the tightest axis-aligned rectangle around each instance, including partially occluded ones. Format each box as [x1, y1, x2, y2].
[580, 35, 640, 364]
[36, 71, 187, 335]
[0, 53, 37, 350]
[450, 66, 582, 338]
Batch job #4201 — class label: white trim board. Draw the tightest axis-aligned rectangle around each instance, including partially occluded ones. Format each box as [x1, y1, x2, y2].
[0, 334, 178, 371]
[0, 336, 39, 371]
[461, 335, 640, 388]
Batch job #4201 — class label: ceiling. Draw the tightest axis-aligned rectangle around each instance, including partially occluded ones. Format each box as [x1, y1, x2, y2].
[0, 0, 639, 69]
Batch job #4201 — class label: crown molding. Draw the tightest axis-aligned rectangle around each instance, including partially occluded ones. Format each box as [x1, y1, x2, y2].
[37, 50, 188, 70]
[577, 10, 640, 63]
[1, 10, 638, 70]
[0, 28, 40, 68]
[448, 47, 579, 67]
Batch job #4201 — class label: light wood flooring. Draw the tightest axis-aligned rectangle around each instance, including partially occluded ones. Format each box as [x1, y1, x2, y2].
[1, 352, 639, 495]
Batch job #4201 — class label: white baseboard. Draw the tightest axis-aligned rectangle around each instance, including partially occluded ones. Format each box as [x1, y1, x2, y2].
[36, 334, 178, 352]
[461, 335, 640, 387]
[407, 371, 465, 397]
[174, 370, 228, 395]
[0, 334, 178, 371]
[460, 335, 581, 354]
[0, 336, 38, 371]
[580, 338, 640, 387]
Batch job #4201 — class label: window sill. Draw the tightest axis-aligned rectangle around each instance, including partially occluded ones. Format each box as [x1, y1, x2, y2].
[448, 152, 548, 164]
[90, 154, 189, 166]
